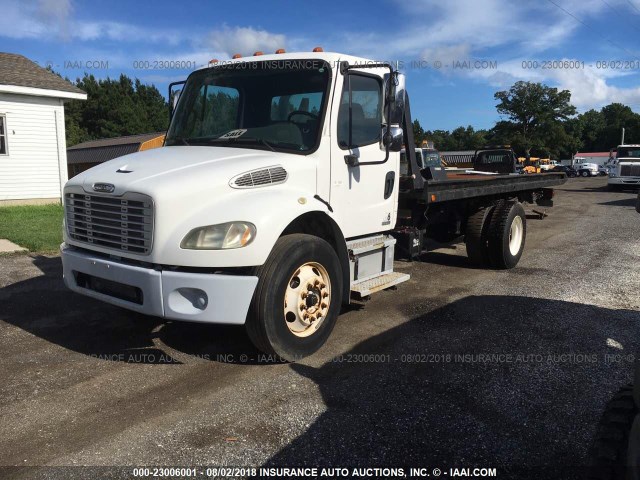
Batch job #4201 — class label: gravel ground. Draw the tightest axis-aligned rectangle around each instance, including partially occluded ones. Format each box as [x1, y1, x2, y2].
[0, 177, 639, 479]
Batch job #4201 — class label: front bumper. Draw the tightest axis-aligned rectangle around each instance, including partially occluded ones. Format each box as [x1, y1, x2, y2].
[61, 244, 258, 325]
[609, 176, 640, 185]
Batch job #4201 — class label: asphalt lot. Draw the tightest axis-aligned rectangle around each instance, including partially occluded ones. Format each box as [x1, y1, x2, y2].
[1, 177, 639, 479]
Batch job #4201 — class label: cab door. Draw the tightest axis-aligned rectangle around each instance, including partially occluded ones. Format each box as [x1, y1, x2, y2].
[329, 70, 399, 239]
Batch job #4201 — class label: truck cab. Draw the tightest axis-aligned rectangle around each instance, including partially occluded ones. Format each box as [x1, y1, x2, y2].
[62, 51, 410, 360]
[608, 144, 640, 190]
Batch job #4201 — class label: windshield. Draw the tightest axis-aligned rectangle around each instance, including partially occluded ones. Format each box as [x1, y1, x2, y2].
[476, 149, 513, 164]
[617, 147, 640, 159]
[166, 60, 330, 154]
[422, 149, 441, 168]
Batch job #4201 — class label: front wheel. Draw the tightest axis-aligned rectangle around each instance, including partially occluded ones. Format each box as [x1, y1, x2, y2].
[246, 234, 343, 361]
[582, 170, 590, 177]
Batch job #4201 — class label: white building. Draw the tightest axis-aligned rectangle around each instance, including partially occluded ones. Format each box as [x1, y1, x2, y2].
[0, 52, 86, 205]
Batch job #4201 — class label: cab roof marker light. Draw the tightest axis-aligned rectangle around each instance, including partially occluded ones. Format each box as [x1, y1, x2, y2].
[232, 53, 242, 59]
[253, 51, 264, 56]
[313, 47, 324, 52]
[275, 49, 286, 54]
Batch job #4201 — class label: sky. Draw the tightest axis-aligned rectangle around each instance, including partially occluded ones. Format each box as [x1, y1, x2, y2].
[2, 0, 640, 131]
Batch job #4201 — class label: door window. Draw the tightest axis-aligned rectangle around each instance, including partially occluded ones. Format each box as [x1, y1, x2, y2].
[337, 75, 382, 149]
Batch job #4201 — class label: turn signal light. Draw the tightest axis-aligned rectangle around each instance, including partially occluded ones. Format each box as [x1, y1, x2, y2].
[313, 47, 324, 52]
[275, 48, 286, 54]
[232, 53, 242, 59]
[253, 51, 264, 56]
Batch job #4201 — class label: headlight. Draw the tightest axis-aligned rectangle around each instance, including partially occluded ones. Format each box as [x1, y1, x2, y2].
[181, 222, 256, 250]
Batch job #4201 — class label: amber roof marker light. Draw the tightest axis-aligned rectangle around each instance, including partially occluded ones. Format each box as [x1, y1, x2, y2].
[253, 51, 264, 56]
[275, 49, 286, 54]
[313, 47, 324, 52]
[232, 53, 242, 59]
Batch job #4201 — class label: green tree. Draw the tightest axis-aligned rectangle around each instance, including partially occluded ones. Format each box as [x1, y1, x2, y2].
[494, 81, 577, 157]
[597, 103, 640, 149]
[412, 119, 426, 146]
[62, 73, 169, 147]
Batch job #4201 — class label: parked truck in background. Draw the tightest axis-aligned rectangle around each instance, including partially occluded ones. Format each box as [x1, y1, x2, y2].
[608, 145, 640, 191]
[60, 50, 566, 361]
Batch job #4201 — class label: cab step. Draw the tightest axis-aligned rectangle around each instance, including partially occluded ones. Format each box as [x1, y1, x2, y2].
[351, 272, 410, 298]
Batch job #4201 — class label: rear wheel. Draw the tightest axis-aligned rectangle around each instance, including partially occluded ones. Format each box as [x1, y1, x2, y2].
[465, 206, 495, 266]
[487, 201, 526, 269]
[246, 234, 343, 362]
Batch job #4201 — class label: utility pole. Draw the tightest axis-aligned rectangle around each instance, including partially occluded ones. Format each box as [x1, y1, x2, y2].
[621, 127, 625, 145]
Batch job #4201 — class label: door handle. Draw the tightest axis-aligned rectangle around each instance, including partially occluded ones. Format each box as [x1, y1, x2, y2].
[384, 171, 395, 199]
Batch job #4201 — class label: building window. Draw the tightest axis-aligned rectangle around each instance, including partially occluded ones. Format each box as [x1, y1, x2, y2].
[0, 115, 7, 155]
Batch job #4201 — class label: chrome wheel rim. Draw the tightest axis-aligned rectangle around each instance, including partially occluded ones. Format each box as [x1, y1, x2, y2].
[509, 216, 524, 256]
[283, 262, 331, 337]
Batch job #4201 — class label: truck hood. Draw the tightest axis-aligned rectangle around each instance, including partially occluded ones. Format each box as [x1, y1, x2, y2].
[70, 145, 286, 196]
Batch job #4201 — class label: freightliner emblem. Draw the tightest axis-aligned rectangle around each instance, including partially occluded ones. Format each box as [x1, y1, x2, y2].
[93, 183, 115, 193]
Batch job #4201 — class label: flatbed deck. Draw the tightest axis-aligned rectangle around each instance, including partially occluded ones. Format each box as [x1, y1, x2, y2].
[423, 172, 567, 203]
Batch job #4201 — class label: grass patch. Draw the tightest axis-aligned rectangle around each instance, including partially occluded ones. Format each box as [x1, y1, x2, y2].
[0, 204, 63, 253]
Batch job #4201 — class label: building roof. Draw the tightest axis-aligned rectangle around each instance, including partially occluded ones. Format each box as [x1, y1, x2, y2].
[0, 52, 86, 99]
[575, 152, 613, 157]
[67, 132, 165, 165]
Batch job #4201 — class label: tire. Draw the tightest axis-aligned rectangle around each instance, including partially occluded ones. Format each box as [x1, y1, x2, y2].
[582, 170, 590, 177]
[636, 193, 640, 214]
[465, 206, 495, 266]
[486, 201, 526, 269]
[586, 385, 638, 480]
[608, 184, 621, 192]
[246, 234, 343, 362]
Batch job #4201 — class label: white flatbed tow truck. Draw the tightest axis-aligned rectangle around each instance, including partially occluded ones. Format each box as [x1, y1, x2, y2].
[61, 50, 566, 360]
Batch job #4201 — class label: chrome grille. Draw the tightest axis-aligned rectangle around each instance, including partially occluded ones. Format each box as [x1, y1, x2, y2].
[620, 164, 640, 177]
[65, 192, 153, 255]
[231, 166, 288, 188]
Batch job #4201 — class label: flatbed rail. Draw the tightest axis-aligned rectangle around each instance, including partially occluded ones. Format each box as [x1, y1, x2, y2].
[423, 172, 567, 204]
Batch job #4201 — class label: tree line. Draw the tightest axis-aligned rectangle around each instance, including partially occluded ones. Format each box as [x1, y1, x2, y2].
[60, 72, 639, 158]
[414, 81, 640, 158]
[63, 73, 168, 147]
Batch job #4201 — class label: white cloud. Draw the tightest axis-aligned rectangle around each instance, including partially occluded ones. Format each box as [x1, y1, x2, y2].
[206, 25, 287, 57]
[0, 0, 185, 44]
[36, 0, 72, 39]
[550, 68, 640, 110]
[420, 44, 471, 64]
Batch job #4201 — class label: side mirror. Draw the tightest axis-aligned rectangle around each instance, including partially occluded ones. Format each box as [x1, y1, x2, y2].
[383, 126, 404, 152]
[172, 89, 182, 111]
[384, 72, 406, 126]
[168, 80, 186, 122]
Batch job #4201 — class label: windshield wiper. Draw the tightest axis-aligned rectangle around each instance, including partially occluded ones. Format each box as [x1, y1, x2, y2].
[209, 136, 276, 152]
